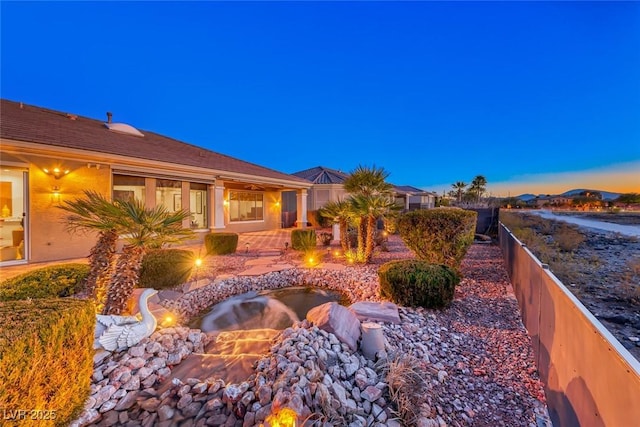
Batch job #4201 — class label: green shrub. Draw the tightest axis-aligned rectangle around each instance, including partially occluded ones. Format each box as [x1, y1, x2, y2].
[0, 264, 90, 302]
[397, 208, 477, 268]
[140, 249, 194, 289]
[291, 229, 317, 251]
[0, 298, 94, 426]
[378, 260, 460, 309]
[204, 232, 239, 255]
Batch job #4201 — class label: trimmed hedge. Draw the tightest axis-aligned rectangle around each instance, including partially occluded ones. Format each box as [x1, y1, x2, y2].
[378, 260, 460, 309]
[397, 208, 477, 268]
[140, 249, 194, 289]
[291, 229, 317, 251]
[205, 232, 239, 255]
[0, 298, 94, 426]
[0, 264, 90, 302]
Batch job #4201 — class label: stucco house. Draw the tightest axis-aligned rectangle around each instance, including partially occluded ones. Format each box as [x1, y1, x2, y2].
[0, 99, 311, 265]
[283, 166, 436, 217]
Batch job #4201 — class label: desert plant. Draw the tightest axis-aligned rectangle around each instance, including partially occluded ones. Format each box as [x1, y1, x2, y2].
[343, 165, 395, 263]
[0, 298, 94, 426]
[397, 208, 477, 268]
[382, 353, 430, 425]
[318, 231, 333, 246]
[378, 260, 460, 308]
[0, 264, 90, 302]
[140, 249, 195, 289]
[204, 232, 239, 255]
[553, 224, 585, 252]
[59, 190, 121, 303]
[319, 199, 354, 252]
[104, 198, 194, 315]
[291, 229, 317, 251]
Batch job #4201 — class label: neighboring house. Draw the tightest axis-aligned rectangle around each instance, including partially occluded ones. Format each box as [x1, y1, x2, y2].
[0, 99, 311, 265]
[291, 166, 350, 210]
[281, 166, 435, 225]
[392, 185, 437, 211]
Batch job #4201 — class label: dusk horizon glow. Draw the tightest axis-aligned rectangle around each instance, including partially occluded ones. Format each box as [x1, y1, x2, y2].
[2, 1, 638, 197]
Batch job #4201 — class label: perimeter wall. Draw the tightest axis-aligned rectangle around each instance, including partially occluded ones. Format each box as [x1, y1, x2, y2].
[499, 223, 640, 427]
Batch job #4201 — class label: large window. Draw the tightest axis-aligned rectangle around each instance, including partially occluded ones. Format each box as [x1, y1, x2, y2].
[113, 174, 145, 203]
[229, 191, 263, 222]
[156, 179, 181, 212]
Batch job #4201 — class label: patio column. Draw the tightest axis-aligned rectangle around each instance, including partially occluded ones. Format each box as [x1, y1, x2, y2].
[296, 189, 308, 229]
[211, 183, 225, 230]
[332, 223, 340, 243]
[405, 195, 410, 211]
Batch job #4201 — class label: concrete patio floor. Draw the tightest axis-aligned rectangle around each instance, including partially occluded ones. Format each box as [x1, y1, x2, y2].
[0, 229, 298, 282]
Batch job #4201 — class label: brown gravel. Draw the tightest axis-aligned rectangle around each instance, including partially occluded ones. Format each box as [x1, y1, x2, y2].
[380, 240, 548, 426]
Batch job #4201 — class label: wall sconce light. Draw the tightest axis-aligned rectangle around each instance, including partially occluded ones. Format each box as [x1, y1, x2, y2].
[245, 243, 250, 254]
[43, 167, 70, 179]
[51, 186, 61, 203]
[275, 200, 280, 207]
[223, 199, 229, 206]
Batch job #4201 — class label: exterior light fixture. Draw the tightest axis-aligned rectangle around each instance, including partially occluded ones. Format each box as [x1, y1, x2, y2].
[223, 199, 229, 206]
[265, 407, 298, 427]
[194, 258, 203, 267]
[51, 186, 61, 203]
[43, 167, 70, 179]
[245, 243, 249, 253]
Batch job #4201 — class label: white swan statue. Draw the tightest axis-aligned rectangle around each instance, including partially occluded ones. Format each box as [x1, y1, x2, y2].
[94, 288, 159, 351]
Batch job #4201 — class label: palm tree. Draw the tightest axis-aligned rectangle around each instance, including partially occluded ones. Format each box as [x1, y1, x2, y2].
[351, 194, 399, 262]
[470, 175, 487, 203]
[59, 191, 123, 311]
[343, 165, 394, 263]
[103, 198, 194, 315]
[452, 181, 467, 203]
[318, 199, 353, 252]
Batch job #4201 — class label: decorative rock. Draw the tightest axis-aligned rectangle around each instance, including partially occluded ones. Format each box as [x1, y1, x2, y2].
[129, 345, 146, 358]
[177, 393, 193, 409]
[349, 301, 401, 324]
[306, 302, 361, 351]
[127, 357, 146, 370]
[157, 404, 175, 422]
[139, 397, 161, 412]
[361, 385, 382, 402]
[114, 391, 138, 411]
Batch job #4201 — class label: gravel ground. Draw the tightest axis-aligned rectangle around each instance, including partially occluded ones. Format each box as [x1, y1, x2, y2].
[194, 236, 550, 426]
[77, 236, 549, 426]
[382, 242, 548, 427]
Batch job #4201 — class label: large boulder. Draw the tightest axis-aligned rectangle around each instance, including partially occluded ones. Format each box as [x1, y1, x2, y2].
[349, 301, 400, 324]
[306, 302, 361, 351]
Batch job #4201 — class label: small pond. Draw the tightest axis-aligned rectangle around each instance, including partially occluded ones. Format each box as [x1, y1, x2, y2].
[189, 286, 348, 333]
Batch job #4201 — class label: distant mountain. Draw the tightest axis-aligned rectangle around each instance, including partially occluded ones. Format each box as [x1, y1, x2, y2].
[513, 189, 621, 201]
[514, 193, 536, 201]
[560, 189, 621, 201]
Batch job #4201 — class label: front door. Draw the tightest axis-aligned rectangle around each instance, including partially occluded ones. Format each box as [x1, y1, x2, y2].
[0, 168, 27, 264]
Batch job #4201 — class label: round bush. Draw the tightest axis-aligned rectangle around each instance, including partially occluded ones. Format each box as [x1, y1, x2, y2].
[397, 208, 477, 268]
[204, 232, 239, 255]
[139, 249, 194, 289]
[0, 263, 90, 301]
[378, 260, 460, 309]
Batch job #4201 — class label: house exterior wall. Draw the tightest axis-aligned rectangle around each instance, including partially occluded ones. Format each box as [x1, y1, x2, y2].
[309, 184, 348, 210]
[1, 148, 294, 263]
[28, 159, 111, 262]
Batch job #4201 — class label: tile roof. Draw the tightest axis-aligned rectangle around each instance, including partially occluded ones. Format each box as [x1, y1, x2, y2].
[393, 185, 428, 194]
[0, 99, 309, 185]
[292, 166, 349, 184]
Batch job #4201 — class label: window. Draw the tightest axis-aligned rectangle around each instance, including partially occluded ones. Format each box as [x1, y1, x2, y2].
[156, 179, 181, 212]
[190, 183, 207, 228]
[229, 191, 263, 222]
[113, 174, 145, 203]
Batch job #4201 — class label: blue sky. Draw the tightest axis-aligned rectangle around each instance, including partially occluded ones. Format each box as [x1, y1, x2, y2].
[2, 1, 639, 196]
